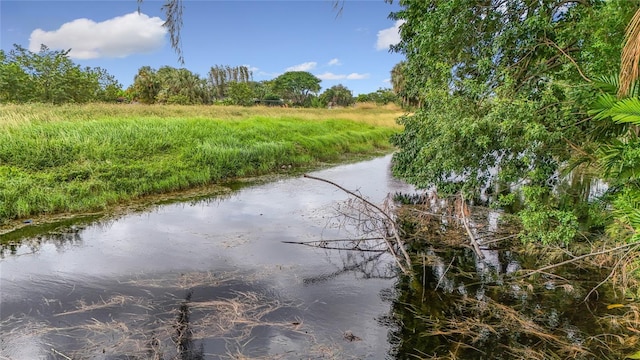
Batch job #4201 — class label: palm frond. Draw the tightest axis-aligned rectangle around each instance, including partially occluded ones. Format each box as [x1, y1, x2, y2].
[593, 74, 620, 94]
[610, 186, 640, 240]
[605, 98, 640, 125]
[593, 75, 640, 98]
[589, 93, 618, 118]
[597, 139, 640, 180]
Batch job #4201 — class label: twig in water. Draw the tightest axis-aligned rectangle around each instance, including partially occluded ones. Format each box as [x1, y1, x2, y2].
[436, 256, 456, 290]
[477, 234, 518, 246]
[50, 347, 72, 360]
[459, 193, 485, 260]
[303, 174, 412, 275]
[281, 240, 386, 252]
[282, 237, 384, 244]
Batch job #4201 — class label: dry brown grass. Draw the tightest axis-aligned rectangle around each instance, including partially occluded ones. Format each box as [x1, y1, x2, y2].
[53, 295, 153, 317]
[1, 271, 357, 359]
[0, 103, 404, 129]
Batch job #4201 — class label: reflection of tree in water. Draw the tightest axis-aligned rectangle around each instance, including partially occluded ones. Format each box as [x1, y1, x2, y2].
[303, 251, 396, 285]
[385, 216, 637, 360]
[0, 228, 83, 258]
[0, 190, 233, 259]
[173, 291, 204, 360]
[0, 215, 108, 258]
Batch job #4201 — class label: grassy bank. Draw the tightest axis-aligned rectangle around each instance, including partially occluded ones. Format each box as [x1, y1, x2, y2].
[0, 103, 402, 224]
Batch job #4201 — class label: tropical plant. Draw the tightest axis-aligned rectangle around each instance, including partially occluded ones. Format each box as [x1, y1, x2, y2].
[228, 82, 256, 106]
[0, 50, 31, 102]
[155, 66, 209, 105]
[132, 66, 160, 104]
[355, 88, 396, 105]
[249, 80, 273, 102]
[390, 61, 420, 108]
[589, 23, 640, 242]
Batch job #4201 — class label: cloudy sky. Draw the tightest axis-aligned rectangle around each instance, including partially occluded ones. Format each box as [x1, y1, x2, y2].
[1, 0, 406, 95]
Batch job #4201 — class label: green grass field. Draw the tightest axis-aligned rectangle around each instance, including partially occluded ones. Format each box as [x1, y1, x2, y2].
[0, 103, 403, 224]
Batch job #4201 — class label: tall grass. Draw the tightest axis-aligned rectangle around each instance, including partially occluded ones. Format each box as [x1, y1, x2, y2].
[0, 103, 404, 127]
[0, 104, 402, 223]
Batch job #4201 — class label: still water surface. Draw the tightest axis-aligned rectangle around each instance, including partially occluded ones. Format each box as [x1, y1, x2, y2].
[0, 155, 413, 359]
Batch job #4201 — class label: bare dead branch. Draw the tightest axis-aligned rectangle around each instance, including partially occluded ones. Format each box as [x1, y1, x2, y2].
[459, 193, 485, 260]
[282, 237, 385, 244]
[303, 174, 412, 275]
[583, 242, 640, 301]
[281, 240, 387, 252]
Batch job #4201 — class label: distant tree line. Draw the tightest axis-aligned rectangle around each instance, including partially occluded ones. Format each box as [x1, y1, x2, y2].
[0, 45, 121, 104]
[1, 44, 398, 107]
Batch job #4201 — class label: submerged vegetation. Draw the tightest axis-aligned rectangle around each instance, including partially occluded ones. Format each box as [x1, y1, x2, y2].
[0, 270, 314, 359]
[386, 196, 640, 359]
[0, 103, 402, 226]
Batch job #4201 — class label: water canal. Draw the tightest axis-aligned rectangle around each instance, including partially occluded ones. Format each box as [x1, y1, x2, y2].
[1, 155, 414, 359]
[2, 154, 633, 360]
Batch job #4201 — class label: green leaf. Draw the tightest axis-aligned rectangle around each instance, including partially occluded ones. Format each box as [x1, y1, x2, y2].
[625, 350, 640, 359]
[608, 98, 640, 125]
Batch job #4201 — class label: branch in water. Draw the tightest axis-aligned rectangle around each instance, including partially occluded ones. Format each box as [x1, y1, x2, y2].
[303, 173, 412, 275]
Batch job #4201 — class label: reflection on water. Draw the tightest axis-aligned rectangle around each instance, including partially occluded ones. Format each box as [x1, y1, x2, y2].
[303, 252, 395, 286]
[0, 217, 95, 259]
[174, 291, 205, 360]
[387, 203, 635, 360]
[0, 155, 413, 359]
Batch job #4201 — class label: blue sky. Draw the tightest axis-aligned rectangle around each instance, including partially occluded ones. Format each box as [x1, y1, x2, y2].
[1, 0, 406, 95]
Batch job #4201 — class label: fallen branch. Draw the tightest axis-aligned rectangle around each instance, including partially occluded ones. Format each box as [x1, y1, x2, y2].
[282, 237, 385, 244]
[477, 234, 518, 246]
[303, 174, 412, 275]
[281, 240, 387, 252]
[50, 347, 72, 360]
[459, 193, 485, 260]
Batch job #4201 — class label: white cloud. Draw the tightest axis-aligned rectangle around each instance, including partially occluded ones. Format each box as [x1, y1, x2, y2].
[285, 62, 317, 72]
[316, 72, 344, 80]
[316, 72, 370, 80]
[28, 12, 166, 59]
[376, 20, 405, 51]
[346, 73, 370, 80]
[328, 58, 341, 66]
[383, 78, 391, 83]
[258, 71, 280, 78]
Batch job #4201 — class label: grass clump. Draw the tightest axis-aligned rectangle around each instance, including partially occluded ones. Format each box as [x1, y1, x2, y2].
[0, 104, 401, 224]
